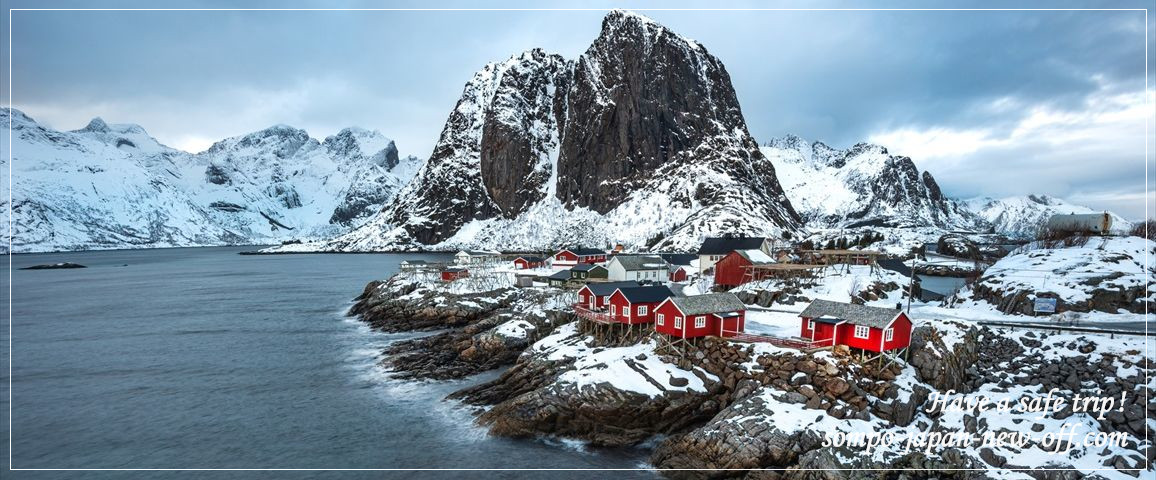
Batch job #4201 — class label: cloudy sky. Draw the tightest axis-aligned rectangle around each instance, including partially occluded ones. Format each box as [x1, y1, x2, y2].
[3, 1, 1154, 219]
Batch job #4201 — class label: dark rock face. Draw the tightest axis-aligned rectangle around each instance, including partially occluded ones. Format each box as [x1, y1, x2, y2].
[556, 12, 774, 215]
[479, 49, 570, 217]
[373, 10, 799, 248]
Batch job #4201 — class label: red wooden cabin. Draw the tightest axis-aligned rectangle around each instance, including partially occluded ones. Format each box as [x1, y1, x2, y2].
[607, 285, 675, 324]
[441, 267, 469, 282]
[798, 299, 912, 352]
[714, 249, 776, 288]
[654, 293, 746, 339]
[576, 281, 641, 311]
[553, 248, 608, 267]
[668, 265, 691, 282]
[513, 256, 545, 270]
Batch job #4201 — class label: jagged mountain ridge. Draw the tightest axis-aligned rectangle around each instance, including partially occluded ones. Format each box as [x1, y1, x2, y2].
[308, 9, 802, 253]
[1, 108, 420, 253]
[964, 194, 1131, 238]
[761, 134, 979, 230]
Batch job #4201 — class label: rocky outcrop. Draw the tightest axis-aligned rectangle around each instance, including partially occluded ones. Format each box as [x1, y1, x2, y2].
[347, 274, 570, 379]
[318, 10, 800, 253]
[907, 322, 981, 392]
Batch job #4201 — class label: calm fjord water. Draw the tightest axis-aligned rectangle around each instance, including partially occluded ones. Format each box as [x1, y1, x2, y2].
[2, 247, 652, 478]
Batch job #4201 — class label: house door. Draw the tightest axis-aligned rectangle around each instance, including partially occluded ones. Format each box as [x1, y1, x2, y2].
[589, 297, 596, 310]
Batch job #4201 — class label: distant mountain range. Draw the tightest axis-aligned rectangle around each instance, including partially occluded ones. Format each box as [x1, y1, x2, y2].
[1, 108, 420, 253]
[4, 10, 1127, 254]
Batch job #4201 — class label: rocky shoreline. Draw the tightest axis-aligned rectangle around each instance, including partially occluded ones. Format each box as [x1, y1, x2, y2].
[348, 273, 1155, 478]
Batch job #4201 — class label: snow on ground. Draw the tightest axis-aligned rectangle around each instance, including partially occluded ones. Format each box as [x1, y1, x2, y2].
[494, 318, 537, 339]
[743, 309, 803, 338]
[531, 323, 718, 396]
[976, 236, 1154, 305]
[736, 264, 908, 310]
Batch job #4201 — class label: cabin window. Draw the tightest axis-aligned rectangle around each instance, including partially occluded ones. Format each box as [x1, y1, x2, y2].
[601, 296, 607, 304]
[854, 325, 870, 339]
[657, 314, 665, 325]
[807, 320, 815, 331]
[637, 306, 647, 316]
[884, 328, 894, 341]
[695, 316, 706, 328]
[674, 317, 683, 329]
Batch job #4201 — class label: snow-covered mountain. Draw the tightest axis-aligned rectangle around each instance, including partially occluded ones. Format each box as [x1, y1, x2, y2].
[761, 135, 978, 230]
[963, 194, 1131, 238]
[291, 9, 801, 253]
[1, 108, 420, 253]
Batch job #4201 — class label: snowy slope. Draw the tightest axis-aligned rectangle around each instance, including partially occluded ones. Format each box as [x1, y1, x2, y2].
[2, 108, 419, 253]
[964, 194, 1131, 239]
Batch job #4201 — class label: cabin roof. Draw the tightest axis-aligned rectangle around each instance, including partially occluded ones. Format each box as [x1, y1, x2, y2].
[697, 237, 767, 255]
[733, 249, 776, 265]
[582, 281, 642, 296]
[658, 253, 697, 266]
[615, 285, 675, 303]
[445, 267, 469, 273]
[799, 299, 901, 329]
[515, 256, 545, 263]
[548, 270, 572, 280]
[611, 255, 668, 271]
[667, 293, 746, 316]
[561, 248, 605, 256]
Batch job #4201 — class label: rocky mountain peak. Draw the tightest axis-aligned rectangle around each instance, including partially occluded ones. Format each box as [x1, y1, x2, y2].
[78, 117, 111, 133]
[323, 128, 400, 170]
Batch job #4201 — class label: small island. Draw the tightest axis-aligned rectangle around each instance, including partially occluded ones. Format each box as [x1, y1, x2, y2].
[20, 262, 87, 270]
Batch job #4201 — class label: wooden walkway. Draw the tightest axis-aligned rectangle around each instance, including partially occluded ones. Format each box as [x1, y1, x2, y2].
[726, 332, 830, 350]
[573, 304, 617, 324]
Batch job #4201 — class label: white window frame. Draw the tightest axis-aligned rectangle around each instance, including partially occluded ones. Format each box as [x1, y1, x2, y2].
[674, 317, 683, 329]
[884, 328, 894, 341]
[854, 325, 870, 339]
[610, 304, 616, 316]
[637, 305, 647, 316]
[657, 313, 665, 325]
[601, 296, 607, 305]
[807, 320, 815, 331]
[694, 316, 706, 328]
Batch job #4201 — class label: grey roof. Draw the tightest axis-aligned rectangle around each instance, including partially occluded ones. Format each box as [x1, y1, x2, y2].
[799, 300, 901, 329]
[667, 293, 746, 316]
[582, 281, 641, 296]
[658, 253, 696, 266]
[571, 264, 607, 272]
[515, 256, 545, 262]
[697, 237, 767, 255]
[548, 270, 572, 280]
[611, 255, 668, 271]
[445, 267, 468, 272]
[615, 285, 675, 303]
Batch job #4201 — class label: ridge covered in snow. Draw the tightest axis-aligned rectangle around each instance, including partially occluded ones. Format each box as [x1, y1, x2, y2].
[964, 194, 1131, 239]
[2, 108, 421, 253]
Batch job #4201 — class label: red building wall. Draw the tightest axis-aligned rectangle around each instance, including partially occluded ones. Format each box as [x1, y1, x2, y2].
[800, 318, 841, 347]
[514, 258, 542, 269]
[654, 300, 745, 339]
[882, 314, 913, 351]
[609, 291, 663, 325]
[555, 251, 579, 265]
[669, 268, 688, 282]
[577, 286, 611, 310]
[713, 251, 751, 288]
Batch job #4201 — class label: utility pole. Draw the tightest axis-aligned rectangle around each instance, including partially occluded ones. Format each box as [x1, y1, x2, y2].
[906, 256, 916, 314]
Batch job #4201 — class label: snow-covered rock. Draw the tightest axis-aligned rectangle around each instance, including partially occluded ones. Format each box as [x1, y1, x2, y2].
[964, 236, 1155, 314]
[762, 135, 978, 230]
[2, 108, 420, 252]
